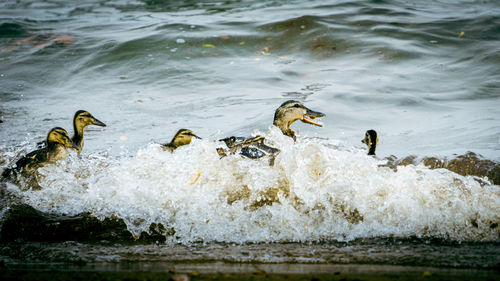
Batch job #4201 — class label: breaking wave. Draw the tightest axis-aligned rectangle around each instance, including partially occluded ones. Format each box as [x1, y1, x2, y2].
[2, 126, 498, 244]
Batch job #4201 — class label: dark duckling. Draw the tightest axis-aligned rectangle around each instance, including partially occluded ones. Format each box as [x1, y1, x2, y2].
[2, 127, 78, 179]
[162, 129, 200, 152]
[361, 129, 378, 156]
[218, 135, 280, 159]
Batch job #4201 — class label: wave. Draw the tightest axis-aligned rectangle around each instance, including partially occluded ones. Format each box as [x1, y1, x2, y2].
[1, 126, 498, 244]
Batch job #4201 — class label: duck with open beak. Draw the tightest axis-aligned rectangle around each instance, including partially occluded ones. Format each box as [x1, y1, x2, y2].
[217, 100, 325, 164]
[272, 100, 325, 141]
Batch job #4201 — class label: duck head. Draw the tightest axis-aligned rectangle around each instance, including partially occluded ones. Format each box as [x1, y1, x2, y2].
[361, 129, 378, 156]
[47, 127, 78, 150]
[164, 129, 201, 151]
[273, 100, 325, 140]
[74, 110, 106, 132]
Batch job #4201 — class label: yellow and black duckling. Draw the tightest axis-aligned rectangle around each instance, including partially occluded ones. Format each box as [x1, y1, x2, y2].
[37, 110, 106, 155]
[71, 110, 106, 155]
[162, 129, 201, 152]
[218, 100, 325, 162]
[2, 127, 78, 179]
[361, 129, 378, 156]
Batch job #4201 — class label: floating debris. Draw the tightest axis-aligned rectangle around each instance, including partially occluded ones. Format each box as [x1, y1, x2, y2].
[190, 169, 201, 185]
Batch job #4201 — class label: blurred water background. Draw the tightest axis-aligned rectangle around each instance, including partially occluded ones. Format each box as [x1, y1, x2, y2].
[0, 0, 498, 159]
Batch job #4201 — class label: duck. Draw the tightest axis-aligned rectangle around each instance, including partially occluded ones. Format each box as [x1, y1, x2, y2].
[272, 100, 325, 141]
[218, 135, 280, 159]
[71, 110, 106, 155]
[218, 100, 325, 162]
[36, 110, 106, 155]
[2, 127, 78, 179]
[162, 129, 200, 152]
[361, 129, 378, 156]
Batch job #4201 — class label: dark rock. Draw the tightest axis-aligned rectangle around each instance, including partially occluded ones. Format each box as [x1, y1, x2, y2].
[0, 203, 167, 243]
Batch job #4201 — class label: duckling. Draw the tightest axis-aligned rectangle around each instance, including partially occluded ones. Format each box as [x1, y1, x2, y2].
[72, 110, 106, 155]
[162, 129, 200, 152]
[36, 110, 106, 155]
[361, 129, 378, 156]
[218, 100, 325, 162]
[218, 135, 279, 158]
[2, 127, 78, 179]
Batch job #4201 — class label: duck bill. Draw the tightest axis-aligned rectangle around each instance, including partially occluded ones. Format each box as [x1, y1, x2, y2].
[186, 131, 201, 139]
[91, 117, 106, 127]
[302, 108, 325, 127]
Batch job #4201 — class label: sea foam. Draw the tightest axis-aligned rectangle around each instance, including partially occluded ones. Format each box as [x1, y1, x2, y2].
[4, 126, 499, 243]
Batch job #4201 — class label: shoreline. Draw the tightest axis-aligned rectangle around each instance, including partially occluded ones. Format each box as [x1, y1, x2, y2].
[2, 262, 499, 281]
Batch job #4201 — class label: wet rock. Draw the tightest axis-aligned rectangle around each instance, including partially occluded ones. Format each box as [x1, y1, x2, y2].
[137, 222, 172, 243]
[0, 203, 167, 243]
[444, 152, 500, 185]
[0, 203, 131, 242]
[393, 152, 500, 185]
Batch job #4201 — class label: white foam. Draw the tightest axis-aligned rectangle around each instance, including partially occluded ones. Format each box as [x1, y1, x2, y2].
[4, 126, 499, 243]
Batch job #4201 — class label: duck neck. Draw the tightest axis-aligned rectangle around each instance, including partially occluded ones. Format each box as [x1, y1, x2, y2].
[163, 142, 177, 152]
[72, 121, 84, 154]
[47, 142, 69, 162]
[282, 128, 296, 141]
[368, 143, 376, 156]
[47, 140, 58, 150]
[273, 119, 296, 141]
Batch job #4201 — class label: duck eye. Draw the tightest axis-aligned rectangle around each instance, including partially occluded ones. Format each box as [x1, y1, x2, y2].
[293, 104, 300, 108]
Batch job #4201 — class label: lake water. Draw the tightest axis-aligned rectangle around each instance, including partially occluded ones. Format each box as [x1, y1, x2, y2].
[0, 0, 499, 276]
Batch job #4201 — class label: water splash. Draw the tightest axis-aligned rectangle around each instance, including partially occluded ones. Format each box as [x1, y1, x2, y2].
[3, 126, 499, 244]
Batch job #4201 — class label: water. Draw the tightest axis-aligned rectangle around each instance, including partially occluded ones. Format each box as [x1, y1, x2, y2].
[0, 0, 499, 274]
